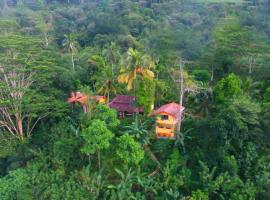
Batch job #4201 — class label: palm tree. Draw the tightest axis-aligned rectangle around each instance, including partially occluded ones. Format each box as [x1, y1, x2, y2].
[124, 116, 161, 177]
[89, 55, 117, 102]
[191, 85, 213, 118]
[63, 34, 77, 73]
[242, 77, 262, 98]
[118, 48, 155, 97]
[124, 115, 150, 146]
[105, 169, 136, 200]
[102, 42, 121, 77]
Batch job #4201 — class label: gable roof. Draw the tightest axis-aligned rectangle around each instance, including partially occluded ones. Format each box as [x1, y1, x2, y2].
[109, 95, 143, 113]
[149, 102, 185, 118]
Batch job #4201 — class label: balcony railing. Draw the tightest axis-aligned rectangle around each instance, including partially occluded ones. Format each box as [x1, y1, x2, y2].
[156, 126, 173, 134]
[156, 119, 177, 126]
[156, 128, 175, 138]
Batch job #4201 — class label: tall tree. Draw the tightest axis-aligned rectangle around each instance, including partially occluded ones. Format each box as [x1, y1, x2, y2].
[89, 55, 117, 102]
[118, 48, 155, 97]
[0, 21, 64, 140]
[81, 119, 114, 169]
[63, 34, 77, 73]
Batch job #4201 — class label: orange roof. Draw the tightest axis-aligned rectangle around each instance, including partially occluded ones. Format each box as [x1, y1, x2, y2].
[149, 102, 184, 118]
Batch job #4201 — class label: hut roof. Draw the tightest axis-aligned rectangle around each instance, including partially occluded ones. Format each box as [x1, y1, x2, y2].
[149, 102, 184, 118]
[109, 95, 144, 113]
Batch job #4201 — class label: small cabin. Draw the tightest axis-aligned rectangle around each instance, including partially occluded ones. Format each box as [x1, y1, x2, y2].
[149, 103, 184, 139]
[108, 95, 144, 118]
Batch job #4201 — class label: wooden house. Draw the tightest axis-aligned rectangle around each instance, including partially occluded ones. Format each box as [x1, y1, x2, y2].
[149, 103, 184, 139]
[108, 95, 144, 118]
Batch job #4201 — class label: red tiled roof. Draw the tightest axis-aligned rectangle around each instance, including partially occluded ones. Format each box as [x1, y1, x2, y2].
[149, 102, 184, 118]
[109, 95, 144, 113]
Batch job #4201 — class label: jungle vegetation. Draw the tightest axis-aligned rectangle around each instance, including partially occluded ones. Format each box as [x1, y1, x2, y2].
[0, 0, 270, 199]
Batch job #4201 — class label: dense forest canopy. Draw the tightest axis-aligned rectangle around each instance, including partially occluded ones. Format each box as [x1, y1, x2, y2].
[0, 0, 270, 199]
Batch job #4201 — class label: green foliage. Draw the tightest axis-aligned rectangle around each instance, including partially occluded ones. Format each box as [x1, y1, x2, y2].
[190, 190, 209, 200]
[0, 168, 33, 200]
[92, 104, 120, 130]
[264, 87, 270, 102]
[81, 119, 114, 155]
[0, 133, 17, 158]
[137, 78, 155, 113]
[221, 155, 238, 176]
[53, 138, 78, 165]
[115, 134, 144, 167]
[0, 0, 270, 199]
[192, 69, 211, 82]
[254, 156, 270, 199]
[214, 73, 241, 103]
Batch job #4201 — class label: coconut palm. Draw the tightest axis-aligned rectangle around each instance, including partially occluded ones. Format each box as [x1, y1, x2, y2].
[124, 115, 150, 146]
[191, 86, 213, 118]
[102, 42, 121, 76]
[118, 48, 155, 96]
[242, 77, 262, 98]
[63, 34, 77, 73]
[89, 55, 117, 102]
[105, 168, 136, 200]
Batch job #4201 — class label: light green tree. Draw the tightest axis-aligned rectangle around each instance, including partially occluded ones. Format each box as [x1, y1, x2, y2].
[81, 119, 114, 169]
[115, 134, 144, 168]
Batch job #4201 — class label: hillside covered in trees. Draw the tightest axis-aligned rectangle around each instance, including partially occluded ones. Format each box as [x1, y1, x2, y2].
[0, 0, 270, 199]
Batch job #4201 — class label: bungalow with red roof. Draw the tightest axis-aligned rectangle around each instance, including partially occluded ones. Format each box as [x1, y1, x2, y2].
[108, 95, 144, 118]
[149, 102, 185, 139]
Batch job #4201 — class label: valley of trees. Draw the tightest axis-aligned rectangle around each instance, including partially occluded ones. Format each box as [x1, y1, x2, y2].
[0, 0, 270, 199]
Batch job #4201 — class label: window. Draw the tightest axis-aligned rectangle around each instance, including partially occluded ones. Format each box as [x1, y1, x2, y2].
[161, 115, 168, 120]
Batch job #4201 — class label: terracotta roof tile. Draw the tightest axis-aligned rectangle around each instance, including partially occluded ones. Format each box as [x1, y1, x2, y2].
[149, 102, 184, 118]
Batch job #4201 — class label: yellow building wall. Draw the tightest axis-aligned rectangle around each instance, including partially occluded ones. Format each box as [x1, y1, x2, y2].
[155, 112, 177, 138]
[156, 112, 176, 126]
[98, 97, 107, 104]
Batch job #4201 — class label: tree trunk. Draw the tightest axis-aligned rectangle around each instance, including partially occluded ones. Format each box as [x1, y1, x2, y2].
[107, 91, 110, 104]
[83, 105, 87, 113]
[71, 53, 75, 73]
[16, 115, 24, 140]
[177, 62, 184, 133]
[111, 63, 114, 77]
[88, 154, 91, 167]
[44, 32, 49, 47]
[98, 150, 101, 170]
[248, 57, 253, 74]
[211, 65, 214, 81]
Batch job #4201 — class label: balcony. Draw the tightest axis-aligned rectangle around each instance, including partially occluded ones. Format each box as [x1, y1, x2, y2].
[156, 126, 175, 137]
[156, 119, 177, 127]
[156, 126, 173, 133]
